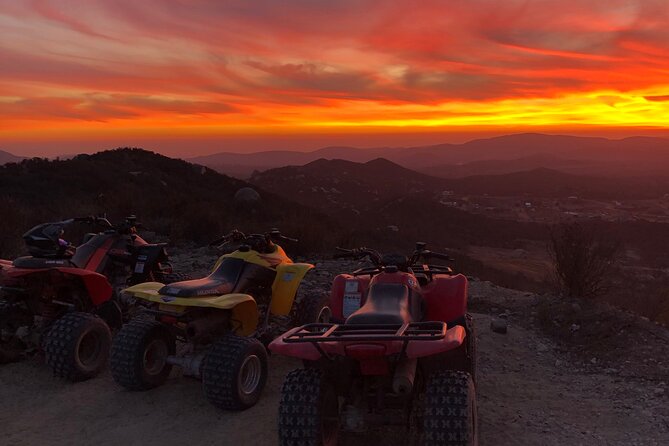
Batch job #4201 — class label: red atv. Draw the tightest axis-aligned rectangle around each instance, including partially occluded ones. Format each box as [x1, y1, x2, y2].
[0, 215, 184, 380]
[270, 243, 477, 446]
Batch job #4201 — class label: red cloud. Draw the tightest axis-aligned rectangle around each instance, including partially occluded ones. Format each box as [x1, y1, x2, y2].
[1, 0, 669, 149]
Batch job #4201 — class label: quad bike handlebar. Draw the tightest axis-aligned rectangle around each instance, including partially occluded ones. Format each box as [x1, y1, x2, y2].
[334, 243, 453, 274]
[333, 247, 382, 264]
[72, 215, 142, 234]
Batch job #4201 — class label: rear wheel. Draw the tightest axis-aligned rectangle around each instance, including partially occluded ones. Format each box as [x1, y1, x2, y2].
[278, 368, 339, 446]
[110, 318, 175, 390]
[44, 312, 112, 382]
[421, 370, 477, 446]
[201, 334, 268, 410]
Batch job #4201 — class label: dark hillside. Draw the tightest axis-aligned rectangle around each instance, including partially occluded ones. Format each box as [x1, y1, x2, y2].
[0, 148, 338, 257]
[250, 157, 445, 214]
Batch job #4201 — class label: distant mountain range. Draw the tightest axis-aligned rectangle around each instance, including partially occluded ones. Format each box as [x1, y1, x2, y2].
[189, 133, 669, 178]
[0, 150, 24, 165]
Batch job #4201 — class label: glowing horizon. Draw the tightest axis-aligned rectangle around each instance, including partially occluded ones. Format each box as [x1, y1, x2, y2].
[2, 0, 669, 156]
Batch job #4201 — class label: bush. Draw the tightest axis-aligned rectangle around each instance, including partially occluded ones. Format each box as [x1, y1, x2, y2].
[548, 222, 621, 298]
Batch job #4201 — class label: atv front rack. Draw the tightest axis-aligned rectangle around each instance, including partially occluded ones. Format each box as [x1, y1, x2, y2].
[283, 321, 447, 343]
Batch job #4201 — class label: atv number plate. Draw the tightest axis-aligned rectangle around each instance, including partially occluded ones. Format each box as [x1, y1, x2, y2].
[342, 292, 361, 318]
[134, 262, 145, 273]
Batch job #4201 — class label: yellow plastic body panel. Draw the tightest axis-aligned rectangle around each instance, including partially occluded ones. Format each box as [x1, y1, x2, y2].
[122, 282, 258, 336]
[270, 263, 314, 316]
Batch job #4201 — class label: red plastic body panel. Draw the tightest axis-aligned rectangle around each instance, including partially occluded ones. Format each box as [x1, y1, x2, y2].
[269, 325, 465, 363]
[329, 274, 370, 320]
[370, 271, 422, 290]
[345, 343, 386, 359]
[405, 325, 465, 358]
[422, 273, 468, 323]
[84, 238, 115, 271]
[2, 265, 112, 306]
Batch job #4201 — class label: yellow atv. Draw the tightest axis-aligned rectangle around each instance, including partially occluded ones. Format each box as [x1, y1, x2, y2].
[109, 229, 331, 410]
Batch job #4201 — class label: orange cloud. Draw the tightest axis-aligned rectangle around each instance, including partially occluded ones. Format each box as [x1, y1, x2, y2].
[1, 0, 669, 155]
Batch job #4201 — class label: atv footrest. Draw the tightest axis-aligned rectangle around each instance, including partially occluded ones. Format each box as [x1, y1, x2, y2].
[283, 321, 447, 343]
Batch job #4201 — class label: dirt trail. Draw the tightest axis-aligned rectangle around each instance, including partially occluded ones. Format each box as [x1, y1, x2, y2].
[1, 310, 666, 445]
[1, 256, 667, 445]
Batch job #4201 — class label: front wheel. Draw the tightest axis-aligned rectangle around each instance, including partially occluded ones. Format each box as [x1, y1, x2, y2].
[291, 291, 332, 328]
[44, 312, 112, 382]
[202, 335, 268, 410]
[110, 318, 175, 390]
[421, 370, 478, 446]
[278, 368, 339, 446]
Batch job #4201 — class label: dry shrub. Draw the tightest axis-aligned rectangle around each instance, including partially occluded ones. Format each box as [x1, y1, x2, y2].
[548, 222, 621, 298]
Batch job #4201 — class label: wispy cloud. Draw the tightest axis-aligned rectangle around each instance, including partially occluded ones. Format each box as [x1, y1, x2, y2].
[1, 0, 669, 152]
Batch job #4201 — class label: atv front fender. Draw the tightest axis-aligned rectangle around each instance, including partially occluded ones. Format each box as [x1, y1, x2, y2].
[122, 283, 258, 336]
[270, 262, 314, 316]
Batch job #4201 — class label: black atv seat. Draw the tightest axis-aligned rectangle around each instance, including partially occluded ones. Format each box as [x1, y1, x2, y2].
[158, 257, 276, 298]
[12, 256, 76, 269]
[160, 277, 235, 298]
[346, 283, 414, 325]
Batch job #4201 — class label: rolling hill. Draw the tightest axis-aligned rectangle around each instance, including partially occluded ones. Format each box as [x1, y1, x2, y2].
[250, 158, 445, 213]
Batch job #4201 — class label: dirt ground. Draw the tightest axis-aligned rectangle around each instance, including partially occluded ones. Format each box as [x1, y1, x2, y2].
[1, 307, 667, 446]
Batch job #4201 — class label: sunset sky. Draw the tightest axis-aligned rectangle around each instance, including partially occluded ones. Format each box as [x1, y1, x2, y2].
[2, 0, 669, 156]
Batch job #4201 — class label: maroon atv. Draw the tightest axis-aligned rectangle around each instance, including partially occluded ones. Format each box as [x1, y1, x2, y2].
[270, 243, 477, 446]
[0, 215, 185, 381]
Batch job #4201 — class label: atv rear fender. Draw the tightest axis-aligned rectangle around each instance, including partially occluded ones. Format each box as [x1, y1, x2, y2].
[2, 265, 112, 306]
[269, 262, 314, 316]
[269, 324, 465, 363]
[122, 282, 258, 336]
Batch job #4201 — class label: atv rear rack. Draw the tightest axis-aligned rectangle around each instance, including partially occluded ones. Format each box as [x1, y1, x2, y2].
[283, 321, 447, 343]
